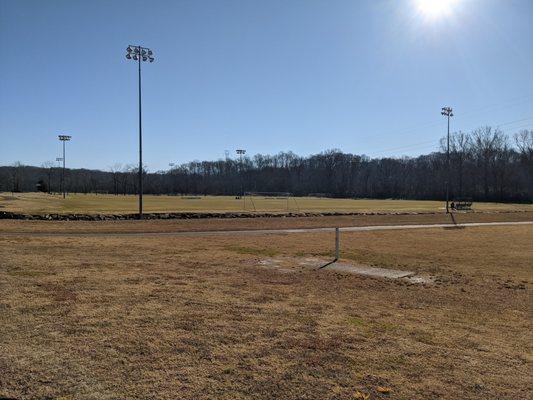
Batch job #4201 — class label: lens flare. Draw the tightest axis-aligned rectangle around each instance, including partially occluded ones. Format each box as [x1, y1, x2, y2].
[415, 0, 459, 20]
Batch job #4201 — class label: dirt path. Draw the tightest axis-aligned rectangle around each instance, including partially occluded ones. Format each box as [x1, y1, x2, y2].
[3, 220, 532, 237]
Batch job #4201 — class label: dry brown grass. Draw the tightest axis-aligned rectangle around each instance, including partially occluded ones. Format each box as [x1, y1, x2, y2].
[1, 210, 532, 234]
[2, 192, 532, 214]
[1, 220, 532, 399]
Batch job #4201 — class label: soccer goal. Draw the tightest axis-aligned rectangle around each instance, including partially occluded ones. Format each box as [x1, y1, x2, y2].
[243, 192, 300, 212]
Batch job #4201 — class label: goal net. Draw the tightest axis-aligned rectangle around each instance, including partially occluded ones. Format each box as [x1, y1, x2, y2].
[243, 192, 300, 212]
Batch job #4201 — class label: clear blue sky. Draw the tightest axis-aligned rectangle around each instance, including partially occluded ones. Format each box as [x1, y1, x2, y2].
[1, 0, 532, 171]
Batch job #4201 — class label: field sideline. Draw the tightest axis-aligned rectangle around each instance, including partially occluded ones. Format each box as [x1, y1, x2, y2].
[1, 192, 532, 215]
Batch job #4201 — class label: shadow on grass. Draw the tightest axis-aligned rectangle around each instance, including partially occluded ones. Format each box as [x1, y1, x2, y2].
[442, 212, 465, 229]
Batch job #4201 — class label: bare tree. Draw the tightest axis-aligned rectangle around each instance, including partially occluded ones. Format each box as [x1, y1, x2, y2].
[41, 161, 55, 194]
[514, 129, 533, 159]
[440, 131, 472, 198]
[109, 163, 123, 195]
[11, 162, 24, 193]
[471, 127, 507, 199]
[0, 126, 531, 202]
[514, 129, 533, 198]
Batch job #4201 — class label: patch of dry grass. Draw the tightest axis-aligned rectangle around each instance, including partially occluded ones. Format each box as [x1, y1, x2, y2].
[0, 223, 532, 399]
[2, 191, 532, 214]
[1, 210, 532, 234]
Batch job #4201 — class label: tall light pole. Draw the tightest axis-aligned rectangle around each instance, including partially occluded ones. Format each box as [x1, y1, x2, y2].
[236, 149, 246, 198]
[126, 45, 154, 219]
[168, 163, 176, 195]
[58, 135, 71, 199]
[441, 106, 453, 213]
[56, 157, 63, 194]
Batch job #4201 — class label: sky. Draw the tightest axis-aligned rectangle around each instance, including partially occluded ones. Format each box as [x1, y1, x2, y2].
[1, 0, 532, 171]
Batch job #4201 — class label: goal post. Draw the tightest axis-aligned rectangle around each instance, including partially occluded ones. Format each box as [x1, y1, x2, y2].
[243, 191, 300, 212]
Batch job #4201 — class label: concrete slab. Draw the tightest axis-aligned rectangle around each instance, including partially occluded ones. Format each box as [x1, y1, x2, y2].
[256, 256, 434, 284]
[325, 262, 415, 279]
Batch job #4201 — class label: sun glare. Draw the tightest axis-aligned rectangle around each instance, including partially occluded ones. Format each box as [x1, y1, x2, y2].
[415, 0, 459, 20]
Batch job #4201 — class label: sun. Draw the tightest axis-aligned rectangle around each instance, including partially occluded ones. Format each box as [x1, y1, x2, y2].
[414, 0, 459, 20]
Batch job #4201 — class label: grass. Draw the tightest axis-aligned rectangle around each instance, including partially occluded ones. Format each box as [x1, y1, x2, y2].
[1, 211, 532, 234]
[1, 219, 532, 399]
[224, 245, 280, 257]
[2, 191, 532, 214]
[346, 316, 398, 336]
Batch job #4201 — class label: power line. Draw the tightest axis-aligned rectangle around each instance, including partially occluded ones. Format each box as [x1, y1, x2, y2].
[454, 95, 533, 120]
[366, 115, 533, 157]
[495, 117, 533, 128]
[360, 95, 533, 148]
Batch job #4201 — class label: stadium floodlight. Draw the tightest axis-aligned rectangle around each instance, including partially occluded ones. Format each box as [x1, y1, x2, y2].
[236, 149, 246, 171]
[125, 44, 155, 219]
[236, 149, 246, 170]
[58, 135, 72, 199]
[441, 107, 454, 214]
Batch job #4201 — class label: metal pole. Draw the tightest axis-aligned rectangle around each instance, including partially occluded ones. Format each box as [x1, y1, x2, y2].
[236, 150, 246, 208]
[126, 45, 153, 216]
[318, 227, 340, 269]
[240, 152, 243, 198]
[62, 140, 66, 199]
[446, 114, 450, 214]
[241, 152, 244, 208]
[56, 158, 61, 194]
[138, 46, 143, 219]
[335, 227, 340, 260]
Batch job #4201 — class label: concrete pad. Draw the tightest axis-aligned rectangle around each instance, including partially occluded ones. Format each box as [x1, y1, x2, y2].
[323, 262, 434, 283]
[256, 256, 434, 284]
[257, 258, 297, 273]
[325, 262, 415, 279]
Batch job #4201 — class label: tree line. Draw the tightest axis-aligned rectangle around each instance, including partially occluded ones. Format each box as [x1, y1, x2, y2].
[1, 127, 532, 202]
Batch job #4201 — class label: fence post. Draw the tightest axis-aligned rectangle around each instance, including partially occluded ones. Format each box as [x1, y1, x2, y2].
[335, 227, 340, 260]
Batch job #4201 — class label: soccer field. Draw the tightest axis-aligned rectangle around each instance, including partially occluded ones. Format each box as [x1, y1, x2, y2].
[1, 192, 531, 214]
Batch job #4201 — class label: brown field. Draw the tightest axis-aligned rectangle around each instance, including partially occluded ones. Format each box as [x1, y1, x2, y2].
[2, 192, 532, 214]
[1, 215, 532, 399]
[1, 210, 533, 234]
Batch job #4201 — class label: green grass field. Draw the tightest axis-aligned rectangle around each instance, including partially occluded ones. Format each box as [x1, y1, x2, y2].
[1, 192, 531, 214]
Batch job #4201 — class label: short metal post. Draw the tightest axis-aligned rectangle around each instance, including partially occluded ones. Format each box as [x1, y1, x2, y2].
[335, 227, 340, 260]
[318, 227, 340, 269]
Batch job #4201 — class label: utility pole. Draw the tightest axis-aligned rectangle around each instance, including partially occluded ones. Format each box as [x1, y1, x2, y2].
[126, 45, 154, 219]
[168, 163, 177, 195]
[56, 157, 62, 194]
[441, 106, 453, 213]
[58, 135, 71, 199]
[236, 149, 246, 198]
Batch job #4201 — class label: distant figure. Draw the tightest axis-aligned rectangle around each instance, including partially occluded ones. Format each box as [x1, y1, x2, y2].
[450, 201, 455, 210]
